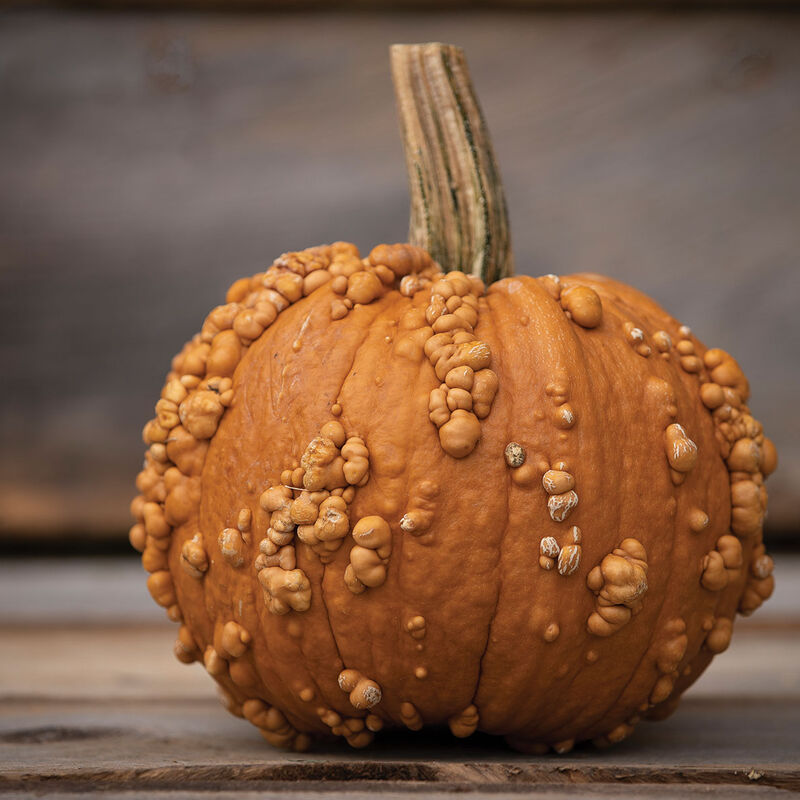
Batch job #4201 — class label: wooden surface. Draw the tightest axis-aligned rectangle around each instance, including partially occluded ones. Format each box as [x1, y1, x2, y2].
[15, 0, 800, 9]
[0, 10, 799, 543]
[1, 556, 798, 796]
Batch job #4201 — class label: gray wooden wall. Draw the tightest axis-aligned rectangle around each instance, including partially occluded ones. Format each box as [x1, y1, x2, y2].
[1, 10, 798, 543]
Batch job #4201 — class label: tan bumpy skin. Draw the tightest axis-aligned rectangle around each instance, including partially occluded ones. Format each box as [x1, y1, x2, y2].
[131, 44, 776, 754]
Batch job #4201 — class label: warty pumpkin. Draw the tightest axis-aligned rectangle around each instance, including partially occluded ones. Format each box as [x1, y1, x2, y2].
[130, 43, 776, 754]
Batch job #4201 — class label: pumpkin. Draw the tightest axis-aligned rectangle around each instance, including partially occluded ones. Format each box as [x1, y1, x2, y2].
[130, 43, 776, 754]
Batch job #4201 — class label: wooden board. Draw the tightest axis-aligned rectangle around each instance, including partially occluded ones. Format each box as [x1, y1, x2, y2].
[0, 11, 799, 542]
[1, 698, 798, 794]
[1, 557, 799, 795]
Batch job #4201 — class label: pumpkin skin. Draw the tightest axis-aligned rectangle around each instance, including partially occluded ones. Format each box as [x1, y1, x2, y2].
[131, 241, 776, 753]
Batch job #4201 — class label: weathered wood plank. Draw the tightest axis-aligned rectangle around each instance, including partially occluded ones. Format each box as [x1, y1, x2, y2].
[12, 0, 799, 8]
[1, 698, 798, 791]
[0, 11, 798, 540]
[0, 788, 791, 800]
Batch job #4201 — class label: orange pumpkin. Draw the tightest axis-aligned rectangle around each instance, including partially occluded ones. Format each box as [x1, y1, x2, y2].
[130, 44, 776, 754]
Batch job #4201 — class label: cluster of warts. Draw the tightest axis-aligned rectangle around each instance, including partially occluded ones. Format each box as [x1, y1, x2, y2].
[538, 462, 581, 576]
[132, 242, 776, 755]
[695, 343, 776, 617]
[586, 538, 649, 637]
[639, 325, 775, 628]
[422, 272, 499, 458]
[249, 420, 381, 614]
[539, 524, 582, 576]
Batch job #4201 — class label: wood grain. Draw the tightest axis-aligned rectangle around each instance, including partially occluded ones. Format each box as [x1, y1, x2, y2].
[1, 11, 798, 540]
[1, 698, 798, 792]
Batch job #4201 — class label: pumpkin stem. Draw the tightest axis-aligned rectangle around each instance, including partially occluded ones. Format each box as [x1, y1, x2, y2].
[390, 43, 514, 283]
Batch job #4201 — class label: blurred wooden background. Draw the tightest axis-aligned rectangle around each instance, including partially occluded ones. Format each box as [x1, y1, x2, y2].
[0, 8, 798, 547]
